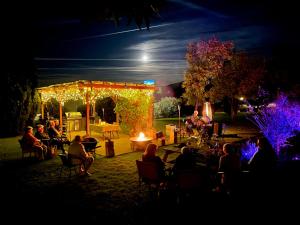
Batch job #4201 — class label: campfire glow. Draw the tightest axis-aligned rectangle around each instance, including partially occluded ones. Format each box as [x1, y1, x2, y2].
[137, 132, 146, 141]
[130, 132, 153, 151]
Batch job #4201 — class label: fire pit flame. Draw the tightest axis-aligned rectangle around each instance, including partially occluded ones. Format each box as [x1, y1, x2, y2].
[130, 132, 153, 151]
[137, 132, 146, 141]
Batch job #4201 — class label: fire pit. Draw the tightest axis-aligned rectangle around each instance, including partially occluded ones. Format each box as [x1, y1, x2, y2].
[130, 132, 153, 151]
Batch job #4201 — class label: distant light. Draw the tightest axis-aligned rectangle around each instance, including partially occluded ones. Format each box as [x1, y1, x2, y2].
[267, 103, 276, 108]
[239, 97, 244, 101]
[142, 54, 149, 62]
[144, 80, 155, 85]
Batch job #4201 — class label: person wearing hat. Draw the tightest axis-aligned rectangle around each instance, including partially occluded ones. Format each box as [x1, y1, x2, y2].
[35, 124, 56, 158]
[35, 124, 50, 140]
[68, 135, 94, 176]
[21, 126, 47, 160]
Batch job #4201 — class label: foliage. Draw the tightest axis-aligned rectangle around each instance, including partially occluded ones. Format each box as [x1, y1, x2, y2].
[182, 37, 234, 108]
[45, 98, 59, 118]
[2, 15, 41, 137]
[95, 97, 116, 123]
[240, 140, 258, 161]
[215, 53, 265, 100]
[76, 104, 87, 117]
[154, 97, 179, 118]
[2, 64, 38, 137]
[216, 52, 265, 118]
[114, 90, 152, 136]
[182, 37, 265, 120]
[77, 1, 166, 30]
[249, 94, 300, 154]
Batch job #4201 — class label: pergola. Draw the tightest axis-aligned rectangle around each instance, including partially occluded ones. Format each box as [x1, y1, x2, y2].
[37, 80, 156, 136]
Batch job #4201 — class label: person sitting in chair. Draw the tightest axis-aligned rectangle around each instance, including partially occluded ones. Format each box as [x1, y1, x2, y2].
[48, 120, 70, 153]
[35, 124, 50, 140]
[185, 117, 194, 137]
[142, 143, 165, 179]
[218, 143, 241, 195]
[68, 135, 94, 176]
[22, 126, 47, 160]
[173, 146, 196, 173]
[190, 110, 200, 127]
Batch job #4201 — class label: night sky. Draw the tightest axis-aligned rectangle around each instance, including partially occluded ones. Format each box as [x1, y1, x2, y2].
[5, 0, 300, 87]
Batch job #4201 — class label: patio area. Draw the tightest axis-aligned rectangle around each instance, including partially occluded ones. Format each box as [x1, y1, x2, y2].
[1, 138, 299, 224]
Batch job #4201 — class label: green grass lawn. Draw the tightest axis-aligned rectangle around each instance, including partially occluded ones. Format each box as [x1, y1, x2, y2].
[0, 112, 260, 224]
[0, 115, 295, 223]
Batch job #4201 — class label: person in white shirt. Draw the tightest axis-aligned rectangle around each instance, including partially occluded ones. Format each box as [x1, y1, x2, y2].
[68, 135, 94, 176]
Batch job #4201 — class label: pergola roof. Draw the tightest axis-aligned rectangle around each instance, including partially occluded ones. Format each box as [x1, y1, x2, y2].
[37, 80, 156, 103]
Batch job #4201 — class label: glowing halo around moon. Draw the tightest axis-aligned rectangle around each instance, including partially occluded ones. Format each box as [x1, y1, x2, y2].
[142, 54, 149, 62]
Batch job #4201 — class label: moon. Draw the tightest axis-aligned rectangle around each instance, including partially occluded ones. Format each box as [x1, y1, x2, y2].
[142, 54, 149, 62]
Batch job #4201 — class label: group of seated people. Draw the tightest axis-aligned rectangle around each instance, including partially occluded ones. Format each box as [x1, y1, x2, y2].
[21, 126, 48, 160]
[141, 136, 278, 196]
[21, 119, 71, 159]
[141, 143, 210, 189]
[21, 125, 95, 175]
[185, 110, 211, 137]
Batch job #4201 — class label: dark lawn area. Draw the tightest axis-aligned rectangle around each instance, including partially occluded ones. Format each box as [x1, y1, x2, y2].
[1, 117, 299, 223]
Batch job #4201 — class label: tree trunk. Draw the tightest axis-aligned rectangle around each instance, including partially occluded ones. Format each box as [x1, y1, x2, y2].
[223, 96, 231, 115]
[230, 97, 239, 121]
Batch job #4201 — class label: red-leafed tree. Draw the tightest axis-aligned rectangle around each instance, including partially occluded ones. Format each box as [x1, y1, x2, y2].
[182, 37, 234, 110]
[182, 37, 265, 120]
[215, 52, 265, 119]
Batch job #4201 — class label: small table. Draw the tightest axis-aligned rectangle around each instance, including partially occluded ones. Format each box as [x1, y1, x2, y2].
[90, 123, 120, 139]
[129, 137, 153, 151]
[162, 146, 181, 162]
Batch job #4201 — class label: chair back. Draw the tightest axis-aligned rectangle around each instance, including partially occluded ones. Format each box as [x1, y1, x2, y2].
[58, 153, 71, 166]
[19, 139, 34, 153]
[19, 139, 28, 149]
[176, 169, 207, 191]
[136, 160, 161, 185]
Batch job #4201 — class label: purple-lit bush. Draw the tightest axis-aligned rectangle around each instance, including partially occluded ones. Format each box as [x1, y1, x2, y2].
[249, 94, 300, 155]
[241, 140, 258, 161]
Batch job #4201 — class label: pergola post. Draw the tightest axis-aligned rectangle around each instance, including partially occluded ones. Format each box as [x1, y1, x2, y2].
[116, 112, 119, 123]
[147, 95, 154, 134]
[59, 102, 63, 130]
[113, 95, 119, 123]
[86, 91, 90, 136]
[41, 102, 44, 119]
[93, 102, 96, 117]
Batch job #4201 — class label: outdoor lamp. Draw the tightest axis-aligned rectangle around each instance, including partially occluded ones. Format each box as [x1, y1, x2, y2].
[202, 100, 212, 121]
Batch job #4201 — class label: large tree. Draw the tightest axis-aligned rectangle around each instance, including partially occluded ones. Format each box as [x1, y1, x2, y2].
[182, 37, 234, 109]
[2, 16, 39, 137]
[182, 37, 265, 120]
[214, 52, 265, 119]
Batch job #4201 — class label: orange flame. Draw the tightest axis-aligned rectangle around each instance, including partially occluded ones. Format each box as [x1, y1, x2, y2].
[137, 132, 146, 141]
